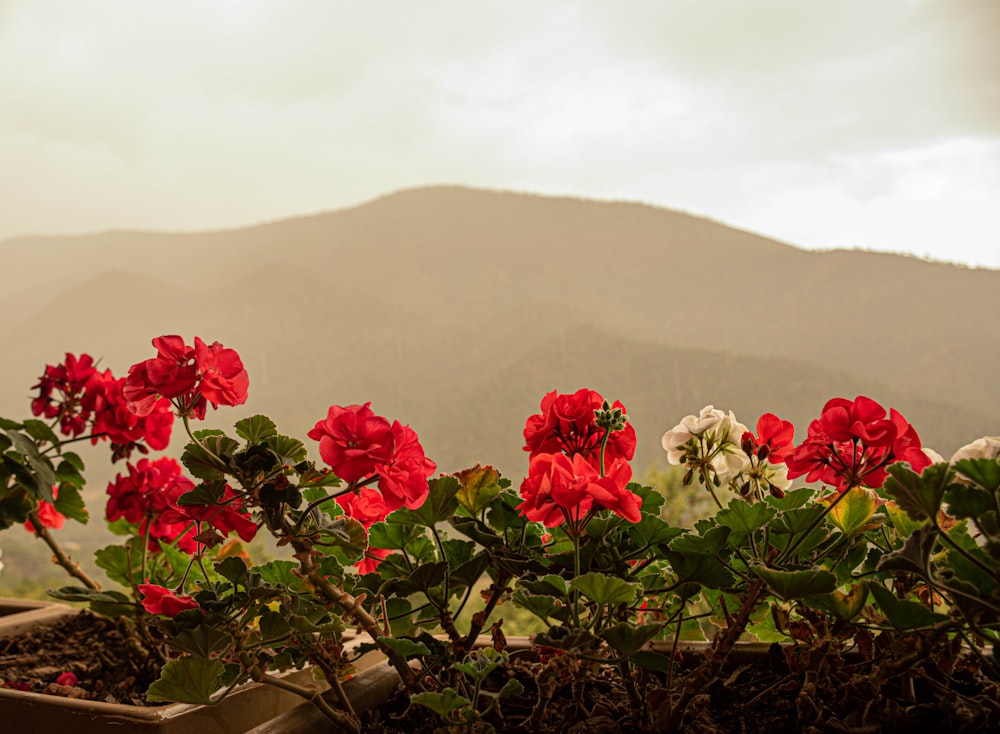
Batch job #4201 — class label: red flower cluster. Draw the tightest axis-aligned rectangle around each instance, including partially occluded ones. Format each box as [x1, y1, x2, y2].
[519, 452, 638, 528]
[30, 353, 173, 459]
[523, 389, 636, 466]
[138, 583, 199, 617]
[106, 458, 257, 554]
[518, 389, 640, 527]
[308, 403, 436, 514]
[124, 336, 249, 420]
[106, 458, 199, 553]
[785, 396, 931, 492]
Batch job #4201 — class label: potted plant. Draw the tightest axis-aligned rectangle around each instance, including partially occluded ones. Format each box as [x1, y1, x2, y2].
[3, 337, 999, 732]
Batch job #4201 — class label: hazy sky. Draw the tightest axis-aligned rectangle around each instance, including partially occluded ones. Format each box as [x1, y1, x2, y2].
[1, 0, 998, 267]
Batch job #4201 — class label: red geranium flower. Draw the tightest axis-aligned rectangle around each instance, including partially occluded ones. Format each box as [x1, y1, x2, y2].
[106, 458, 198, 553]
[85, 370, 174, 459]
[785, 396, 930, 492]
[337, 487, 391, 527]
[517, 452, 639, 528]
[31, 353, 98, 437]
[307, 403, 395, 483]
[193, 337, 250, 410]
[523, 389, 636, 469]
[138, 583, 199, 617]
[376, 422, 436, 511]
[24, 486, 66, 534]
[124, 335, 247, 419]
[741, 413, 795, 465]
[308, 405, 436, 513]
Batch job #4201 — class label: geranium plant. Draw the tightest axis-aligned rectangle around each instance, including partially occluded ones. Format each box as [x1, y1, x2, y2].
[2, 337, 999, 732]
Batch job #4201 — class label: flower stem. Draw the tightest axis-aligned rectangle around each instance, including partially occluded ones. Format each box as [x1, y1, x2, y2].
[28, 511, 101, 590]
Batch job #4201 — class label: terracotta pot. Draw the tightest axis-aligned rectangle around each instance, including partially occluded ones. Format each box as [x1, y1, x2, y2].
[0, 598, 351, 734]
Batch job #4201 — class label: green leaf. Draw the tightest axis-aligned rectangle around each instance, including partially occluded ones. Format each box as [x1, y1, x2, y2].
[750, 564, 837, 601]
[317, 515, 368, 560]
[945, 484, 996, 519]
[368, 521, 424, 550]
[146, 657, 225, 704]
[378, 636, 431, 659]
[628, 515, 685, 548]
[511, 590, 564, 623]
[266, 434, 308, 465]
[380, 562, 449, 596]
[882, 462, 955, 522]
[825, 486, 878, 536]
[668, 525, 731, 556]
[875, 525, 938, 579]
[869, 582, 948, 630]
[520, 574, 570, 598]
[255, 560, 301, 589]
[448, 516, 504, 549]
[664, 551, 736, 589]
[454, 465, 502, 515]
[21, 419, 59, 445]
[803, 582, 869, 621]
[62, 452, 85, 472]
[570, 572, 639, 606]
[215, 556, 250, 587]
[94, 544, 136, 587]
[601, 622, 663, 656]
[631, 483, 665, 516]
[234, 415, 277, 443]
[176, 481, 227, 507]
[767, 486, 818, 510]
[631, 650, 675, 673]
[390, 476, 460, 527]
[169, 625, 235, 657]
[450, 552, 491, 589]
[410, 688, 470, 717]
[0, 485, 32, 529]
[497, 677, 525, 699]
[7, 430, 57, 498]
[770, 505, 827, 535]
[182, 436, 239, 481]
[716, 499, 776, 536]
[258, 609, 291, 642]
[954, 459, 1000, 492]
[52, 482, 88, 524]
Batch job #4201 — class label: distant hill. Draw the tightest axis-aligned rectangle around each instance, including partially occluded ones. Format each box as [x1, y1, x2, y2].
[2, 185, 997, 482]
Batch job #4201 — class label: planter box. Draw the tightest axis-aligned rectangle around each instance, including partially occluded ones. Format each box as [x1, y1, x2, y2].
[0, 598, 350, 734]
[0, 598, 76, 637]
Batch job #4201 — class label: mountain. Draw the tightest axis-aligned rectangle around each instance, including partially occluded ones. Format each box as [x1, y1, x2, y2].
[1, 185, 997, 481]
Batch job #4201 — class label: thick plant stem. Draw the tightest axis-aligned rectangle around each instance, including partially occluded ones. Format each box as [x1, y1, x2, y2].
[248, 663, 360, 734]
[658, 576, 767, 732]
[29, 511, 101, 590]
[290, 541, 418, 688]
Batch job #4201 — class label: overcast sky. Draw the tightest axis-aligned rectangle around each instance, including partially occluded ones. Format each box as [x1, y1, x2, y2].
[1, 0, 997, 268]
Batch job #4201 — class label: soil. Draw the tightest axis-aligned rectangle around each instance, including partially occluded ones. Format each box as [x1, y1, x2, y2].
[360, 642, 1000, 734]
[0, 611, 165, 705]
[3, 616, 999, 732]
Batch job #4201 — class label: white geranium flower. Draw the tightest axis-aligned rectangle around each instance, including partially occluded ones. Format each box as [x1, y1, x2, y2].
[661, 405, 727, 463]
[922, 447, 945, 465]
[950, 436, 1000, 464]
[662, 406, 750, 483]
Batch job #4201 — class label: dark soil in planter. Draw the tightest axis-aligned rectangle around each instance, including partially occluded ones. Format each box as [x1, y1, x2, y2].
[360, 643, 1000, 734]
[0, 611, 164, 705]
